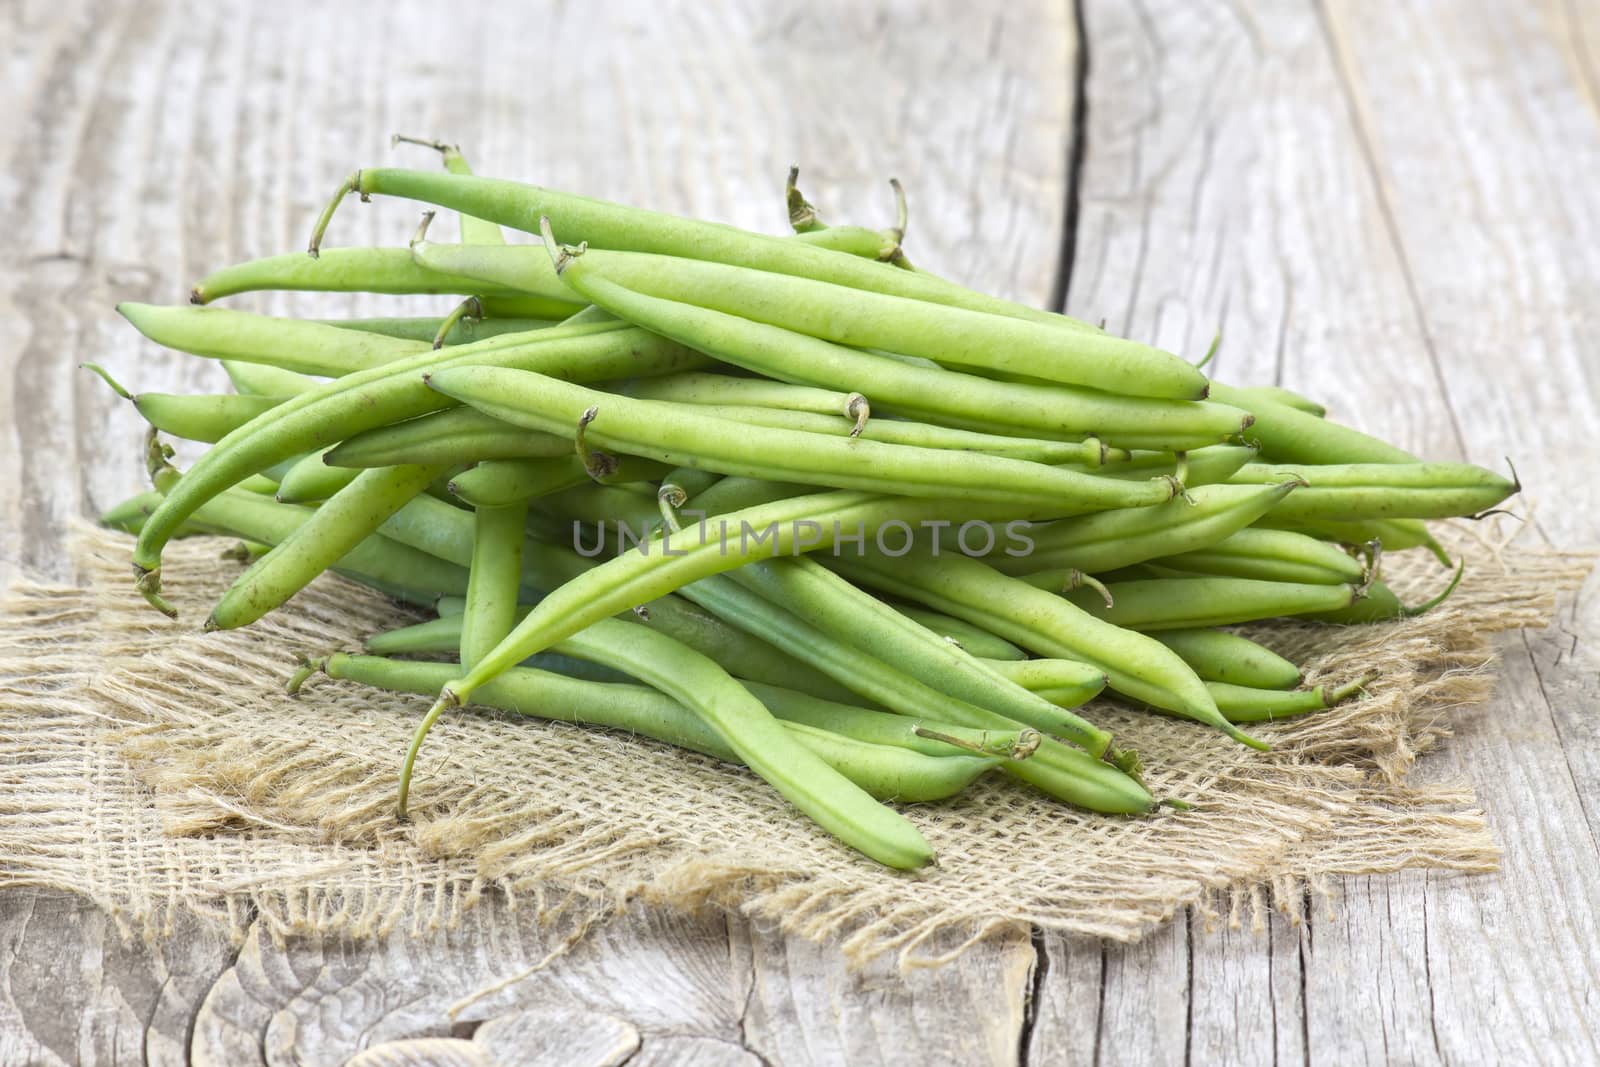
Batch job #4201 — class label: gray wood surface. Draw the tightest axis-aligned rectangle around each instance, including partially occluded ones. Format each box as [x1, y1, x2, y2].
[2, 0, 1596, 1063]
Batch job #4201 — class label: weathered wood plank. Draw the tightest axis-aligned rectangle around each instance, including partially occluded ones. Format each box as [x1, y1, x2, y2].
[0, 1, 1075, 1064]
[1032, 1, 1600, 1065]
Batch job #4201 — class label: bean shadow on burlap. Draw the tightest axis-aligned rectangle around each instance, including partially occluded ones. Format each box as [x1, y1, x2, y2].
[0, 518, 1590, 969]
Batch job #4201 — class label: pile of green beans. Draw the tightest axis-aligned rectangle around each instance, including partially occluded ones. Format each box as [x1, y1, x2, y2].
[94, 142, 1519, 868]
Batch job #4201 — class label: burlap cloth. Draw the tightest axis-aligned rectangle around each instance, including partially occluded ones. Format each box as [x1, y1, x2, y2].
[0, 518, 1591, 968]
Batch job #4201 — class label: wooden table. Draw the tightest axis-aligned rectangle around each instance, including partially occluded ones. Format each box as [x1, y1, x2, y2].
[3, 1, 1596, 1062]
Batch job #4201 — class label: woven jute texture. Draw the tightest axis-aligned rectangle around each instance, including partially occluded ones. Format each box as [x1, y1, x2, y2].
[0, 519, 1590, 967]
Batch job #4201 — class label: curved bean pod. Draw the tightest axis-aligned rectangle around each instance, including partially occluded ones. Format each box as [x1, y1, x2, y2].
[127, 320, 693, 614]
[157, 474, 470, 605]
[978, 658, 1109, 709]
[1221, 385, 1325, 417]
[1149, 629, 1302, 690]
[86, 363, 290, 444]
[1207, 385, 1419, 465]
[318, 315, 558, 343]
[617, 373, 872, 429]
[399, 613, 934, 868]
[448, 455, 673, 509]
[545, 238, 1207, 399]
[892, 606, 1029, 660]
[823, 548, 1262, 747]
[1071, 444, 1257, 486]
[376, 494, 865, 704]
[1148, 528, 1366, 586]
[274, 453, 362, 504]
[459, 501, 527, 670]
[304, 654, 987, 805]
[222, 360, 321, 397]
[1231, 461, 1519, 522]
[207, 462, 452, 630]
[1308, 563, 1464, 623]
[425, 364, 1177, 511]
[426, 246, 1247, 450]
[1209, 676, 1372, 722]
[121, 303, 431, 375]
[616, 397, 1115, 466]
[319, 167, 1097, 331]
[324, 407, 573, 469]
[1255, 516, 1452, 568]
[992, 482, 1301, 577]
[1064, 577, 1358, 630]
[190, 247, 582, 319]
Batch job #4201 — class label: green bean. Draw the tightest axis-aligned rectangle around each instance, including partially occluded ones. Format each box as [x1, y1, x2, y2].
[100, 489, 165, 534]
[1221, 385, 1325, 418]
[323, 407, 574, 469]
[1072, 444, 1257, 486]
[372, 490, 1154, 813]
[1207, 385, 1419, 465]
[416, 239, 1246, 451]
[1064, 576, 1358, 630]
[425, 364, 1177, 511]
[1308, 562, 1464, 623]
[741, 681, 1035, 760]
[300, 653, 990, 804]
[128, 320, 697, 615]
[656, 571, 1150, 810]
[1208, 676, 1371, 722]
[447, 455, 673, 509]
[616, 374, 1124, 463]
[207, 462, 453, 630]
[378, 494, 866, 704]
[222, 361, 323, 397]
[892, 605, 1029, 660]
[538, 233, 1206, 399]
[84, 363, 289, 443]
[979, 658, 1108, 708]
[315, 167, 1101, 332]
[399, 613, 934, 868]
[1147, 528, 1366, 586]
[394, 136, 509, 246]
[459, 501, 527, 670]
[1255, 516, 1452, 567]
[190, 247, 582, 319]
[1230, 462, 1519, 522]
[633, 399, 1118, 466]
[664, 499, 1114, 755]
[780, 167, 911, 262]
[990, 482, 1301, 578]
[365, 618, 635, 682]
[151, 457, 470, 606]
[274, 453, 361, 504]
[775, 723, 997, 802]
[317, 315, 559, 343]
[122, 303, 431, 376]
[237, 474, 279, 495]
[618, 373, 873, 433]
[821, 548, 1260, 746]
[1149, 629, 1302, 690]
[410, 487, 1070, 715]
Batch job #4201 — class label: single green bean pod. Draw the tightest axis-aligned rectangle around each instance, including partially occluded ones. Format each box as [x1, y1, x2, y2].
[1146, 528, 1366, 586]
[1209, 676, 1372, 722]
[1149, 629, 1302, 690]
[1231, 461, 1519, 522]
[1064, 576, 1359, 630]
[190, 246, 582, 319]
[993, 481, 1301, 577]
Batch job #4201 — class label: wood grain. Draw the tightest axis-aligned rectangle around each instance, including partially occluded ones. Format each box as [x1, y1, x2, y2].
[3, 0, 1598, 1063]
[1028, 1, 1600, 1064]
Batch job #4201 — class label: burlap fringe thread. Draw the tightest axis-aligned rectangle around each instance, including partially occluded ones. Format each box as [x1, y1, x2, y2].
[0, 519, 1590, 969]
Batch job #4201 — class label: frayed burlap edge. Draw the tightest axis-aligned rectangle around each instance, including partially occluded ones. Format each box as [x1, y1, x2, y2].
[0, 517, 1591, 969]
